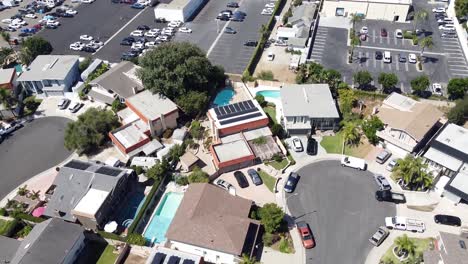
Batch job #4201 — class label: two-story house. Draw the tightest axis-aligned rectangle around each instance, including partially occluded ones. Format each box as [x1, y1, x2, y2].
[375, 92, 444, 156]
[17, 55, 80, 97]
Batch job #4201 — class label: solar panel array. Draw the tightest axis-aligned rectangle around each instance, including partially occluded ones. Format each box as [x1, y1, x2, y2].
[182, 260, 195, 264]
[214, 100, 262, 125]
[64, 160, 91, 171]
[95, 167, 123, 177]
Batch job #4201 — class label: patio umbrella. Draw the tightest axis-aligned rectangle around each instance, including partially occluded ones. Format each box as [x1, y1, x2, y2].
[104, 221, 118, 233]
[32, 207, 45, 217]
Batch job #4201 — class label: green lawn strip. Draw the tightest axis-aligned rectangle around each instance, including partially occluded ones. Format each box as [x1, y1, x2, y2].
[263, 106, 277, 124]
[258, 170, 276, 193]
[381, 237, 434, 264]
[96, 245, 119, 264]
[266, 159, 288, 170]
[320, 132, 344, 154]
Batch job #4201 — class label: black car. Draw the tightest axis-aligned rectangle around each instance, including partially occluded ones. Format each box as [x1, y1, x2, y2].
[121, 51, 139, 60]
[155, 17, 167, 23]
[233, 171, 249, 188]
[60, 13, 73, 17]
[398, 54, 406, 63]
[234, 11, 246, 16]
[18, 32, 31, 37]
[217, 14, 230, 21]
[247, 169, 263, 186]
[244, 40, 257, 47]
[375, 190, 406, 204]
[82, 46, 96, 53]
[45, 24, 57, 29]
[284, 172, 299, 193]
[227, 2, 239, 8]
[306, 137, 317, 155]
[434, 214, 461, 226]
[120, 40, 132, 46]
[231, 14, 244, 22]
[375, 51, 383, 60]
[137, 25, 150, 30]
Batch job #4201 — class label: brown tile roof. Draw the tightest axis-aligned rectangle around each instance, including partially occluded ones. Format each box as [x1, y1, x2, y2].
[377, 101, 443, 141]
[166, 183, 256, 256]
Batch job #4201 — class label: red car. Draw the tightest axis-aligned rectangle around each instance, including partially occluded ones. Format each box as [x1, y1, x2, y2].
[380, 28, 388, 37]
[296, 221, 315, 249]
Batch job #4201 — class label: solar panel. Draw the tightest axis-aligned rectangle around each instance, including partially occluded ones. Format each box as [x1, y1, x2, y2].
[214, 107, 221, 116]
[182, 260, 195, 264]
[233, 103, 241, 112]
[238, 102, 246, 111]
[219, 112, 263, 125]
[224, 105, 232, 114]
[95, 167, 123, 177]
[228, 104, 236, 113]
[167, 256, 181, 264]
[152, 253, 166, 264]
[64, 160, 91, 171]
[247, 100, 255, 108]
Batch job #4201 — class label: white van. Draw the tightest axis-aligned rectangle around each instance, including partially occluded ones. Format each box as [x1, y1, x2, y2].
[383, 51, 391, 63]
[341, 156, 367, 170]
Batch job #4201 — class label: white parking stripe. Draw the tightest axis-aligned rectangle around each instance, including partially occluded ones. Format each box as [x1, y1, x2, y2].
[395, 57, 400, 71]
[359, 45, 443, 55]
[388, 63, 392, 70]
[380, 59, 384, 69]
[444, 48, 462, 51]
[450, 68, 468, 72]
[366, 52, 369, 67]
[449, 65, 468, 68]
[394, 36, 397, 45]
[373, 30, 376, 43]
[453, 73, 468, 76]
[405, 62, 409, 72]
[387, 36, 390, 45]
[373, 57, 376, 68]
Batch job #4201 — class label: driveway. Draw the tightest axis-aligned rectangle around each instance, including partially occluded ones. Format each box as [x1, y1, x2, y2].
[287, 160, 395, 264]
[0, 117, 72, 199]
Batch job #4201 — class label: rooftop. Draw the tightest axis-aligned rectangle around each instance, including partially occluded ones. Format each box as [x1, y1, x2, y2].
[155, 0, 191, 10]
[446, 168, 468, 202]
[325, 0, 412, 4]
[213, 139, 254, 163]
[424, 232, 468, 264]
[434, 124, 468, 155]
[72, 188, 110, 217]
[0, 68, 15, 83]
[146, 247, 202, 264]
[208, 100, 268, 129]
[280, 83, 340, 118]
[126, 90, 178, 121]
[17, 55, 79, 82]
[166, 183, 259, 256]
[112, 119, 149, 149]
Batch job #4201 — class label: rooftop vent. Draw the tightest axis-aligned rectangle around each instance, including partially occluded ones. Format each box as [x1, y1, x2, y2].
[49, 58, 59, 69]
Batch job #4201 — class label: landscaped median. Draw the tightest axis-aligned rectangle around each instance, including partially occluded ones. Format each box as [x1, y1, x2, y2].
[380, 235, 434, 264]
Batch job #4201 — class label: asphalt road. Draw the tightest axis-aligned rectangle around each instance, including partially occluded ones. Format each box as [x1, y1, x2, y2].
[0, 117, 72, 200]
[287, 160, 395, 264]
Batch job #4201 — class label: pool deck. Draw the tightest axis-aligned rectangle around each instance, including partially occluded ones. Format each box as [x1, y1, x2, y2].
[142, 182, 186, 247]
[246, 82, 284, 125]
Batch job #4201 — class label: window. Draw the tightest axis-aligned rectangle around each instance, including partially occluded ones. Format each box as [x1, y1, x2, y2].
[335, 8, 344, 16]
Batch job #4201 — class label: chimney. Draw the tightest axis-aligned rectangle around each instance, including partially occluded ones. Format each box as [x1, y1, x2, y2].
[132, 86, 138, 95]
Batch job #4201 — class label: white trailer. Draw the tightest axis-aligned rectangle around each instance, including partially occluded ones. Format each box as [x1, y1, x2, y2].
[385, 216, 426, 233]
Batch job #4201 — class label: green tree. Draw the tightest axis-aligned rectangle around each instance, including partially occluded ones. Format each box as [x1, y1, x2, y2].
[127, 233, 146, 246]
[111, 99, 125, 112]
[413, 10, 428, 31]
[447, 97, 468, 125]
[176, 90, 209, 117]
[0, 88, 13, 109]
[342, 121, 360, 146]
[255, 94, 266, 107]
[322, 69, 342, 93]
[87, 63, 109, 81]
[393, 155, 433, 190]
[349, 34, 361, 62]
[362, 116, 384, 145]
[17, 185, 28, 196]
[79, 57, 92, 73]
[307, 62, 324, 83]
[271, 123, 284, 138]
[138, 42, 225, 116]
[20, 36, 53, 65]
[338, 88, 357, 116]
[349, 13, 363, 32]
[447, 78, 468, 100]
[293, 0, 302, 6]
[419, 36, 434, 58]
[23, 96, 39, 112]
[64, 108, 120, 154]
[282, 8, 293, 24]
[378, 73, 399, 91]
[410, 75, 430, 96]
[187, 167, 209, 183]
[189, 120, 205, 140]
[146, 158, 170, 179]
[395, 234, 416, 257]
[17, 225, 32, 238]
[353, 71, 373, 89]
[258, 203, 284, 234]
[168, 144, 185, 162]
[0, 48, 14, 67]
[240, 254, 257, 264]
[455, 0, 468, 19]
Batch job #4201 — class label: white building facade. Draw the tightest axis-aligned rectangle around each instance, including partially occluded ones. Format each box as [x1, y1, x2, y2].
[322, 0, 412, 22]
[154, 0, 205, 22]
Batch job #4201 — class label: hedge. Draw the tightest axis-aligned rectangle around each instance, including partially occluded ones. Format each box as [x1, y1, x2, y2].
[353, 90, 388, 100]
[13, 213, 46, 223]
[0, 219, 20, 236]
[97, 230, 127, 242]
[243, 0, 287, 78]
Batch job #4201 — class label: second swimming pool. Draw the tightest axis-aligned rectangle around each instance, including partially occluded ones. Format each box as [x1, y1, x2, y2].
[256, 90, 280, 101]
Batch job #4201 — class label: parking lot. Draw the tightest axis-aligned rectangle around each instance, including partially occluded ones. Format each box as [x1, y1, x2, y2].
[311, 0, 468, 94]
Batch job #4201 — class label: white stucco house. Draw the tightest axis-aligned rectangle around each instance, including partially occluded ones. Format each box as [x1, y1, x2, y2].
[322, 0, 412, 22]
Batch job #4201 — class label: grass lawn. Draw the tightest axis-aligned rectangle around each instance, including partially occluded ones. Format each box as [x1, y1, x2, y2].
[263, 106, 277, 124]
[381, 237, 434, 264]
[267, 159, 289, 170]
[320, 132, 372, 158]
[258, 170, 276, 193]
[96, 245, 118, 264]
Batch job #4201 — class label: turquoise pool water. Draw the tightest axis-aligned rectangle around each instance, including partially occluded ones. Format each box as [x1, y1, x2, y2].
[213, 87, 235, 106]
[256, 90, 280, 100]
[143, 192, 183, 244]
[14, 64, 23, 74]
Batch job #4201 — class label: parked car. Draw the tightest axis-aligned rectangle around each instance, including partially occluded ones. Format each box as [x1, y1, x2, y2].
[224, 27, 236, 34]
[306, 137, 317, 156]
[137, 25, 150, 30]
[431, 83, 443, 96]
[360, 26, 368, 34]
[432, 7, 446, 13]
[439, 24, 455, 31]
[383, 51, 391, 63]
[233, 171, 249, 188]
[45, 24, 57, 29]
[296, 221, 315, 249]
[0, 121, 23, 136]
[178, 27, 192, 33]
[369, 226, 389, 246]
[265, 2, 275, 8]
[267, 51, 275, 61]
[217, 14, 230, 20]
[261, 8, 273, 15]
[66, 9, 77, 15]
[341, 156, 366, 170]
[360, 34, 367, 41]
[130, 30, 143, 37]
[291, 137, 303, 152]
[385, 216, 426, 233]
[375, 51, 383, 60]
[131, 3, 144, 8]
[68, 102, 83, 113]
[398, 54, 406, 63]
[284, 172, 299, 193]
[231, 13, 244, 22]
[244, 40, 257, 47]
[386, 159, 398, 172]
[395, 29, 403, 38]
[82, 46, 96, 53]
[434, 214, 461, 226]
[376, 150, 392, 164]
[380, 28, 387, 37]
[80, 34, 93, 41]
[375, 190, 406, 203]
[374, 174, 391, 191]
[121, 51, 138, 60]
[89, 40, 103, 47]
[408, 53, 417, 63]
[57, 98, 71, 110]
[247, 169, 263, 186]
[69, 42, 83, 51]
[214, 179, 236, 195]
[227, 2, 238, 7]
[25, 13, 37, 18]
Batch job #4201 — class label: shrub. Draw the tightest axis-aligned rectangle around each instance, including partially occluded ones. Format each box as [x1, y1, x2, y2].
[0, 219, 19, 236]
[175, 176, 189, 186]
[403, 30, 414, 39]
[257, 70, 275, 81]
[252, 136, 267, 145]
[262, 232, 274, 246]
[189, 120, 205, 140]
[127, 178, 162, 234]
[255, 94, 266, 107]
[272, 153, 283, 163]
[97, 230, 126, 242]
[188, 167, 209, 183]
[111, 99, 126, 113]
[271, 124, 284, 138]
[12, 212, 45, 223]
[412, 36, 419, 45]
[127, 233, 146, 246]
[258, 203, 285, 233]
[79, 57, 92, 73]
[162, 128, 173, 139]
[131, 165, 144, 175]
[0, 208, 6, 216]
[278, 235, 292, 253]
[17, 225, 32, 238]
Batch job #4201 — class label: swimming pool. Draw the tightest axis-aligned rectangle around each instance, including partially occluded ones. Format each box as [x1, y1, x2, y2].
[213, 87, 235, 106]
[143, 192, 183, 244]
[256, 90, 280, 100]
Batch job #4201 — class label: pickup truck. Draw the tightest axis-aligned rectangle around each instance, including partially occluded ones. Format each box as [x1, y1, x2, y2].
[341, 156, 367, 170]
[385, 216, 425, 233]
[375, 190, 406, 204]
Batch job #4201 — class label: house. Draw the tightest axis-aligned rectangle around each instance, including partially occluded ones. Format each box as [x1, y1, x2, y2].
[276, 4, 316, 49]
[422, 124, 468, 177]
[43, 160, 135, 230]
[210, 136, 256, 173]
[0, 218, 85, 264]
[17, 55, 80, 97]
[179, 151, 200, 172]
[154, 0, 205, 22]
[146, 246, 204, 264]
[322, 0, 411, 22]
[166, 183, 261, 264]
[423, 232, 468, 264]
[87, 61, 144, 105]
[280, 83, 340, 135]
[375, 93, 444, 156]
[110, 90, 179, 157]
[443, 167, 468, 204]
[0, 68, 17, 90]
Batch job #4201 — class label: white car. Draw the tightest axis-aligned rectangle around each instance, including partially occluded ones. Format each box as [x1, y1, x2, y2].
[360, 26, 369, 34]
[138, 0, 151, 5]
[144, 31, 158, 37]
[89, 40, 103, 46]
[214, 179, 236, 196]
[168, 22, 180, 28]
[395, 29, 403, 38]
[8, 23, 22, 29]
[47, 20, 60, 26]
[80, 35, 93, 41]
[408, 53, 417, 63]
[291, 137, 303, 152]
[341, 156, 367, 170]
[69, 42, 84, 51]
[81, 0, 94, 3]
[265, 2, 275, 8]
[132, 42, 144, 49]
[383, 51, 391, 63]
[1, 19, 12, 24]
[66, 9, 77, 15]
[130, 30, 144, 37]
[159, 35, 169, 42]
[432, 7, 446, 13]
[178, 27, 192, 33]
[25, 14, 37, 19]
[145, 41, 156, 48]
[261, 9, 273, 15]
[386, 159, 398, 172]
[439, 24, 455, 31]
[86, 43, 100, 49]
[12, 19, 26, 25]
[432, 83, 443, 96]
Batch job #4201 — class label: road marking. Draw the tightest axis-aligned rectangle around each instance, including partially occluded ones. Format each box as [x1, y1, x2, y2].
[394, 36, 397, 45]
[373, 30, 376, 43]
[405, 62, 409, 72]
[444, 47, 462, 51]
[100, 8, 146, 49]
[388, 63, 392, 70]
[387, 36, 390, 45]
[450, 68, 468, 72]
[453, 73, 468, 76]
[380, 59, 384, 69]
[400, 82, 404, 92]
[373, 57, 376, 68]
[365, 52, 369, 67]
[395, 57, 400, 71]
[358, 45, 444, 55]
[380, 36, 383, 44]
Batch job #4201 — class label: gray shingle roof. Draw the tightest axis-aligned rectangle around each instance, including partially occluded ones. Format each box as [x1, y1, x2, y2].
[17, 55, 79, 82]
[280, 83, 339, 118]
[43, 160, 130, 222]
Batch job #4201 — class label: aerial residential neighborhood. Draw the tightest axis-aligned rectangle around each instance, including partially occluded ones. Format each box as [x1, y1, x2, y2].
[0, 0, 467, 263]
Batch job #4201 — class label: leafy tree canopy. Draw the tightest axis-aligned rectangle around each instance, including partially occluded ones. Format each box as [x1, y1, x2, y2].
[187, 167, 209, 183]
[410, 75, 430, 96]
[258, 203, 284, 234]
[378, 73, 399, 90]
[353, 71, 373, 88]
[447, 78, 468, 100]
[21, 37, 52, 65]
[447, 97, 468, 125]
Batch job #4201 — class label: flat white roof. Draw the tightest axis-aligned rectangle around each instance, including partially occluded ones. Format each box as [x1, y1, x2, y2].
[450, 171, 468, 195]
[435, 124, 468, 155]
[213, 139, 253, 163]
[155, 0, 191, 11]
[126, 90, 178, 121]
[325, 0, 412, 4]
[424, 147, 464, 172]
[383, 92, 417, 111]
[113, 120, 149, 149]
[73, 188, 109, 216]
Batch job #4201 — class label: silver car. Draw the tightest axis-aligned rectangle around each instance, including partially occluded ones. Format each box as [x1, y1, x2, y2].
[369, 226, 389, 246]
[374, 174, 391, 191]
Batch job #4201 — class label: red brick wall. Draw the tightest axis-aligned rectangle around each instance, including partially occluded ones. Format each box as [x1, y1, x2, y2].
[218, 118, 269, 137]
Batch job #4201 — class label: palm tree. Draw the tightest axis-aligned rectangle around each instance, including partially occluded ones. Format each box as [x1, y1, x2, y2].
[342, 121, 360, 147]
[395, 234, 416, 257]
[30, 190, 40, 200]
[17, 185, 29, 196]
[349, 13, 363, 33]
[413, 170, 433, 191]
[240, 254, 256, 264]
[413, 10, 428, 32]
[349, 35, 361, 62]
[393, 155, 431, 190]
[419, 36, 434, 59]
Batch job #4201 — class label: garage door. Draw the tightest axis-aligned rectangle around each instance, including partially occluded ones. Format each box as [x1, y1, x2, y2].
[385, 142, 410, 158]
[44, 90, 64, 97]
